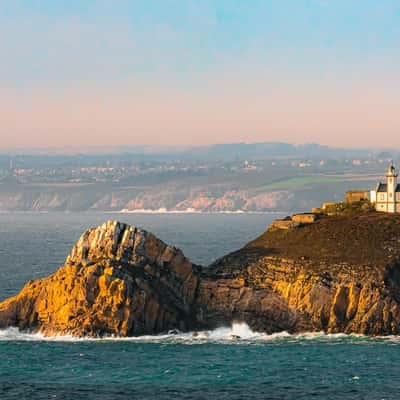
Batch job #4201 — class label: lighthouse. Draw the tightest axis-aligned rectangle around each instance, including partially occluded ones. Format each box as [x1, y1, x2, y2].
[371, 162, 400, 213]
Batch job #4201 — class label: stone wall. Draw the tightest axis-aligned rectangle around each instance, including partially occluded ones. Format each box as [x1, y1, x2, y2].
[292, 213, 318, 224]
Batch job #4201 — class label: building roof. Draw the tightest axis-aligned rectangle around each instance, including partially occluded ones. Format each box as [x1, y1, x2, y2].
[377, 183, 387, 192]
[376, 183, 400, 193]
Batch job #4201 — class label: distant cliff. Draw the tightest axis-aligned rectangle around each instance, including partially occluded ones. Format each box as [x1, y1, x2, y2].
[0, 184, 293, 212]
[2, 213, 400, 336]
[0, 173, 374, 213]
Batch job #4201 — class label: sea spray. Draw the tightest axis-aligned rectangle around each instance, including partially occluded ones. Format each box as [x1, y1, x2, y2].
[0, 323, 394, 345]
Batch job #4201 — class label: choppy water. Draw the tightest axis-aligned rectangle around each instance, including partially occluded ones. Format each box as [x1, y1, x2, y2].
[1, 212, 400, 399]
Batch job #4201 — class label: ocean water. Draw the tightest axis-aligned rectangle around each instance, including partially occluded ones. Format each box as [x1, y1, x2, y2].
[1, 212, 400, 400]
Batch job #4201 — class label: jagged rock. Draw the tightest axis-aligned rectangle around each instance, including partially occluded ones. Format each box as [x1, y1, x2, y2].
[0, 221, 199, 336]
[2, 213, 400, 336]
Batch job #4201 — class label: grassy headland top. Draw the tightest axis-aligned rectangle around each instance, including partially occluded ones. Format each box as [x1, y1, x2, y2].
[246, 212, 400, 266]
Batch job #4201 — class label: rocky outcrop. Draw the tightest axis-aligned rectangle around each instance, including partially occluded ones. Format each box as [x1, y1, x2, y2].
[0, 221, 199, 336]
[197, 251, 400, 335]
[197, 213, 400, 335]
[2, 213, 400, 336]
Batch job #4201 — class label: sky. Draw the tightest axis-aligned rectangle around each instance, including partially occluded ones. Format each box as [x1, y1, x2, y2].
[0, 0, 399, 150]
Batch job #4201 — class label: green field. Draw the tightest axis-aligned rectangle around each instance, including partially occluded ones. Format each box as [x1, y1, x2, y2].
[265, 175, 344, 190]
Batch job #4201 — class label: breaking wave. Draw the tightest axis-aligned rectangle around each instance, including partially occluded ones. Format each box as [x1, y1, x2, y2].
[0, 322, 398, 344]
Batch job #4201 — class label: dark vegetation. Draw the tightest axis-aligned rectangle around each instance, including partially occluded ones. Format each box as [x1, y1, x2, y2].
[246, 212, 400, 265]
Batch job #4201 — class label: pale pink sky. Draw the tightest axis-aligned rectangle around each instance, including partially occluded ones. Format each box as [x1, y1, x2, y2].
[1, 72, 398, 150]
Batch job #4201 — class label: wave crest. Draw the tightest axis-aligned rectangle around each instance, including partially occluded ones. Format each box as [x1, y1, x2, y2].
[0, 322, 397, 344]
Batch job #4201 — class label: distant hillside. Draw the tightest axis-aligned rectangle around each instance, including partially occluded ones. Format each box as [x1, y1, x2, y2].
[186, 142, 375, 161]
[0, 141, 388, 162]
[0, 141, 396, 212]
[0, 173, 380, 213]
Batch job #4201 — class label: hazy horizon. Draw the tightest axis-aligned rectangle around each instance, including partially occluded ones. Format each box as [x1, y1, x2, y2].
[1, 1, 399, 149]
[0, 141, 394, 156]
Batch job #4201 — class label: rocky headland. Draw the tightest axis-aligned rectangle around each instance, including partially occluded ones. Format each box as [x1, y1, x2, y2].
[2, 212, 400, 336]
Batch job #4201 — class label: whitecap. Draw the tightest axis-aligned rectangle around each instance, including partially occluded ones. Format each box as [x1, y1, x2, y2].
[1, 323, 399, 345]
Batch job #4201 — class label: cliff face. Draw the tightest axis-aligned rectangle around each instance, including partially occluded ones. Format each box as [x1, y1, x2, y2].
[197, 251, 400, 335]
[2, 213, 400, 337]
[0, 221, 199, 336]
[197, 213, 400, 335]
[0, 185, 292, 213]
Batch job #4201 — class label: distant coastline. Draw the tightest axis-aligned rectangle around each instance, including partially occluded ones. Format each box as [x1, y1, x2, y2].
[0, 209, 287, 215]
[115, 208, 285, 215]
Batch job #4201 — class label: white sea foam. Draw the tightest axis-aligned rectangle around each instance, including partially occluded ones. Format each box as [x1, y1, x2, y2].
[0, 327, 75, 342]
[0, 322, 397, 344]
[0, 322, 278, 342]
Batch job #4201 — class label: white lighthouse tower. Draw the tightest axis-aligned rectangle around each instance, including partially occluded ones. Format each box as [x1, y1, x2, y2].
[372, 162, 400, 213]
[386, 162, 398, 212]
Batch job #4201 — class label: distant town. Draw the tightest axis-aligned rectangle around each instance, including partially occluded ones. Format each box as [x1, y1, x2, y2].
[0, 143, 398, 213]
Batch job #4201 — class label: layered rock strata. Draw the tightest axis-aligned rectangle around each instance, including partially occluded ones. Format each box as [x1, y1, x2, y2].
[197, 213, 400, 335]
[1, 213, 400, 336]
[0, 221, 199, 336]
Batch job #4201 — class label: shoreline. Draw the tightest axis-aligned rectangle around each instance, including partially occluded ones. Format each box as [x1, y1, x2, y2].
[0, 323, 397, 342]
[0, 210, 289, 215]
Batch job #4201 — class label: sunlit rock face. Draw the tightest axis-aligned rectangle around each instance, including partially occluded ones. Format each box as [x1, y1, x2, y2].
[2, 213, 400, 337]
[197, 213, 400, 335]
[0, 221, 200, 336]
[197, 252, 400, 336]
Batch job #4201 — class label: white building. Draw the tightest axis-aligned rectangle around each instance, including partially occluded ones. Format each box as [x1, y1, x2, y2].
[370, 163, 400, 213]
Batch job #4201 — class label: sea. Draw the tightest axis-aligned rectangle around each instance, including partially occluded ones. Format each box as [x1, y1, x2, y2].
[1, 212, 400, 400]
